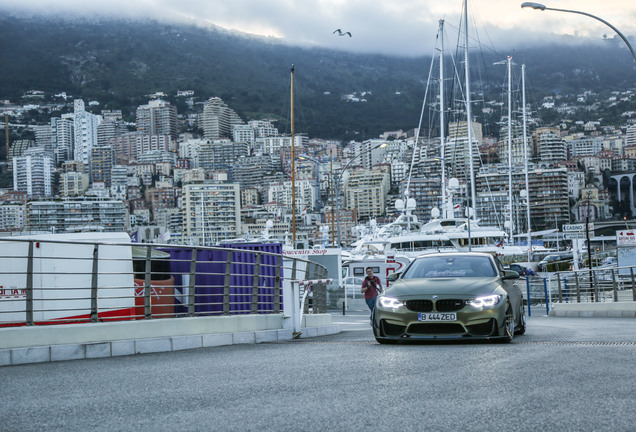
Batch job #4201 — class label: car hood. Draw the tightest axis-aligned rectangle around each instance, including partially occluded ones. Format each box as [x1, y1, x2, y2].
[386, 277, 502, 298]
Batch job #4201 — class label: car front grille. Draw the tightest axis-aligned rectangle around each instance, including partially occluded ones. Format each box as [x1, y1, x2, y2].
[408, 322, 465, 335]
[405, 299, 433, 312]
[435, 299, 465, 312]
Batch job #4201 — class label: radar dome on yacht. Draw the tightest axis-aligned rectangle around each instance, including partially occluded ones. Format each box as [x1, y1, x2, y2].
[448, 178, 460, 189]
[406, 198, 417, 211]
[265, 220, 274, 228]
[431, 207, 440, 218]
[395, 199, 405, 211]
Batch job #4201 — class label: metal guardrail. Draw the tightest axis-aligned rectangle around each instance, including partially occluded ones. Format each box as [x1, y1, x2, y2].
[0, 238, 328, 327]
[524, 265, 636, 316]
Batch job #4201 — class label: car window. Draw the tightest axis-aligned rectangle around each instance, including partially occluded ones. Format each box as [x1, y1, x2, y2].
[402, 255, 497, 279]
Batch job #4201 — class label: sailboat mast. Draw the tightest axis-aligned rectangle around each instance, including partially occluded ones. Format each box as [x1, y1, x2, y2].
[290, 65, 296, 244]
[507, 56, 514, 245]
[522, 64, 532, 264]
[439, 19, 446, 217]
[463, 0, 474, 250]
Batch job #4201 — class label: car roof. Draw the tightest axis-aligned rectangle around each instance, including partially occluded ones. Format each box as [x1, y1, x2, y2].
[416, 251, 494, 260]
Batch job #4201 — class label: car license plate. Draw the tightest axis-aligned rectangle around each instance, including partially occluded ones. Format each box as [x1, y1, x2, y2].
[418, 312, 456, 321]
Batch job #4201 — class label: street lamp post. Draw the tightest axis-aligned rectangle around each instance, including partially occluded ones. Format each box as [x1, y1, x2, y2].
[521, 2, 636, 64]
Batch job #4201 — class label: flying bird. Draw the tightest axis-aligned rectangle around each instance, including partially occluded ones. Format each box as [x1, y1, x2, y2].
[333, 29, 352, 37]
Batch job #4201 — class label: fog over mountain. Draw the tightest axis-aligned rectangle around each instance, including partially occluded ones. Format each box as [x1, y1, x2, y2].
[1, 13, 634, 140]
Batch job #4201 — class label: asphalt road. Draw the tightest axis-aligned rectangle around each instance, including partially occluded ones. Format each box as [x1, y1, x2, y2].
[2, 312, 636, 431]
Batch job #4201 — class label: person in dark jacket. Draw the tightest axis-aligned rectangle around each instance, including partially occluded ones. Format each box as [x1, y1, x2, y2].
[361, 267, 383, 312]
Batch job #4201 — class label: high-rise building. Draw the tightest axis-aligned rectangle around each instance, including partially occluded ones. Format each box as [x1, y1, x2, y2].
[200, 97, 244, 140]
[537, 130, 567, 162]
[343, 169, 390, 220]
[52, 116, 74, 166]
[12, 147, 54, 198]
[445, 121, 483, 179]
[475, 163, 569, 232]
[90, 146, 115, 186]
[0, 202, 26, 232]
[73, 99, 102, 165]
[182, 182, 241, 245]
[26, 199, 128, 233]
[136, 100, 178, 140]
[60, 171, 90, 197]
[109, 132, 173, 164]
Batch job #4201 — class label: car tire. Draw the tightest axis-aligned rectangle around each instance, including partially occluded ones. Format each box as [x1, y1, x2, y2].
[515, 302, 526, 335]
[498, 301, 515, 343]
[375, 337, 398, 344]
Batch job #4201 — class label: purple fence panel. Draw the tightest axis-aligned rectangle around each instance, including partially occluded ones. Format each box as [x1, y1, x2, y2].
[162, 243, 283, 316]
[219, 243, 283, 314]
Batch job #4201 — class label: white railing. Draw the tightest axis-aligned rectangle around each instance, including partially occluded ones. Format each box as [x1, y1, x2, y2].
[0, 237, 328, 329]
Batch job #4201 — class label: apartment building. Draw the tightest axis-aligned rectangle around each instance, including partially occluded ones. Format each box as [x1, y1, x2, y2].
[26, 199, 128, 233]
[343, 169, 390, 220]
[12, 147, 54, 198]
[200, 97, 244, 140]
[136, 100, 178, 140]
[182, 182, 241, 245]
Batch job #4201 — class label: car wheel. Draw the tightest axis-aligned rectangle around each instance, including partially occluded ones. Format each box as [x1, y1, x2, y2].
[498, 302, 514, 343]
[515, 302, 526, 335]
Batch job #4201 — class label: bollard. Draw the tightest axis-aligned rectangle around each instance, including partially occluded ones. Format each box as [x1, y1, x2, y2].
[342, 301, 346, 315]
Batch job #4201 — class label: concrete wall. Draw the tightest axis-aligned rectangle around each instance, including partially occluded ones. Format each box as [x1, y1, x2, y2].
[0, 313, 338, 366]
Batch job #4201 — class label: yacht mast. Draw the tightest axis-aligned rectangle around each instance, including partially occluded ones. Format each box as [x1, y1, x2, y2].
[439, 19, 447, 218]
[290, 65, 296, 244]
[522, 64, 532, 264]
[507, 56, 514, 245]
[463, 0, 474, 250]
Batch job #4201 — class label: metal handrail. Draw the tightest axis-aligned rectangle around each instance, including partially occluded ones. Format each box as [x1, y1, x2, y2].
[0, 238, 328, 327]
[525, 264, 636, 315]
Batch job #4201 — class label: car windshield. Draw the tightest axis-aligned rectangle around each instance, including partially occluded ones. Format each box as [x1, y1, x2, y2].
[543, 255, 560, 261]
[402, 255, 497, 279]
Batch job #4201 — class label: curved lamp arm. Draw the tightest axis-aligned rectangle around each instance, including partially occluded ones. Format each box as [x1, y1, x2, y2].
[521, 2, 636, 64]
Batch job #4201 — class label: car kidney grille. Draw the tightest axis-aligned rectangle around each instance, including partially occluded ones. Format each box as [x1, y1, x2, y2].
[405, 299, 433, 312]
[435, 299, 465, 312]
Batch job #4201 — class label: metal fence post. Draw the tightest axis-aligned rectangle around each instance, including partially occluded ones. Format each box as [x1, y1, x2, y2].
[543, 277, 549, 315]
[144, 245, 152, 319]
[631, 267, 636, 302]
[274, 254, 282, 313]
[574, 271, 581, 303]
[188, 248, 198, 317]
[26, 241, 34, 326]
[251, 252, 261, 314]
[525, 276, 531, 317]
[223, 250, 232, 315]
[611, 269, 618, 302]
[90, 244, 99, 322]
[556, 272, 563, 302]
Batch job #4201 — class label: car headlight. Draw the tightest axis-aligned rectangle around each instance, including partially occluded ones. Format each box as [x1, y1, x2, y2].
[378, 296, 405, 309]
[467, 294, 502, 308]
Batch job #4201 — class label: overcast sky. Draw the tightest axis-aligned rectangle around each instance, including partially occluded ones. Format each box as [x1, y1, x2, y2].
[2, 0, 635, 56]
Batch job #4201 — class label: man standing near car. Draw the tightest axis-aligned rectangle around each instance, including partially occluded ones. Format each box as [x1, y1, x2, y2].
[361, 267, 383, 313]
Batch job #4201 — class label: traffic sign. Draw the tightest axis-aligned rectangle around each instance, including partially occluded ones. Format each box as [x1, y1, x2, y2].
[563, 224, 583, 232]
[563, 232, 586, 240]
[562, 223, 594, 233]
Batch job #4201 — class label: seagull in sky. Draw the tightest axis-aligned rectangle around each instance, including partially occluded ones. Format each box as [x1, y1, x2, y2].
[333, 29, 352, 37]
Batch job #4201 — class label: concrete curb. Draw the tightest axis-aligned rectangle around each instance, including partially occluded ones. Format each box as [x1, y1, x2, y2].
[549, 301, 636, 318]
[0, 324, 341, 367]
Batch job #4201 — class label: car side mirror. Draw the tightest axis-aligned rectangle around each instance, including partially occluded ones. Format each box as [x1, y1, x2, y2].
[502, 269, 520, 280]
[387, 272, 401, 282]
